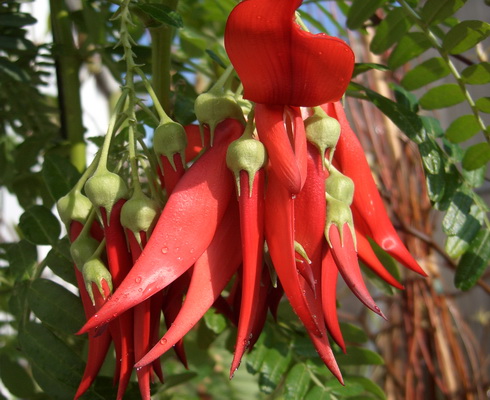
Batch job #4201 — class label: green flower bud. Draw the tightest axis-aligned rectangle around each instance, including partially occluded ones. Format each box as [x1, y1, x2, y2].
[304, 107, 340, 164]
[56, 189, 93, 228]
[325, 194, 356, 249]
[153, 121, 187, 171]
[84, 170, 128, 217]
[82, 257, 113, 305]
[226, 135, 267, 197]
[120, 191, 160, 246]
[70, 234, 100, 270]
[194, 91, 245, 145]
[325, 169, 354, 205]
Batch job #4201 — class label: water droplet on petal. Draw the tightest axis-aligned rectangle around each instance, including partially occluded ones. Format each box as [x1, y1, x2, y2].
[135, 276, 142, 284]
[160, 338, 167, 345]
[161, 247, 169, 254]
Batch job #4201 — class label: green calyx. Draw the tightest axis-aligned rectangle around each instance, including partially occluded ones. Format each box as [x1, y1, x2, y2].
[304, 106, 341, 165]
[195, 91, 245, 145]
[70, 234, 100, 271]
[120, 191, 160, 246]
[325, 168, 354, 205]
[325, 193, 356, 249]
[294, 241, 312, 264]
[56, 189, 93, 228]
[226, 118, 267, 197]
[153, 121, 187, 171]
[82, 257, 113, 305]
[84, 169, 128, 219]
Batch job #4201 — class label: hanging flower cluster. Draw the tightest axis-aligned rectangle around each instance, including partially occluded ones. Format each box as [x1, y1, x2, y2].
[65, 0, 426, 398]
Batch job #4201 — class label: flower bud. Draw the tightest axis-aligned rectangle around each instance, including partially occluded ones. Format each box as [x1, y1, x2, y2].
[84, 170, 128, 216]
[194, 91, 245, 145]
[56, 189, 93, 228]
[325, 169, 354, 205]
[325, 194, 355, 249]
[120, 191, 160, 244]
[226, 135, 267, 196]
[153, 121, 187, 171]
[82, 257, 113, 305]
[70, 234, 100, 270]
[304, 107, 340, 164]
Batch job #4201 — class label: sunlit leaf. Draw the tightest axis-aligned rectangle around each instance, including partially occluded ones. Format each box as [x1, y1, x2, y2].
[419, 84, 465, 109]
[401, 57, 450, 90]
[420, 0, 467, 25]
[461, 62, 490, 85]
[446, 115, 481, 143]
[370, 7, 412, 54]
[352, 63, 389, 77]
[443, 20, 490, 54]
[475, 97, 490, 113]
[462, 142, 490, 170]
[388, 32, 431, 70]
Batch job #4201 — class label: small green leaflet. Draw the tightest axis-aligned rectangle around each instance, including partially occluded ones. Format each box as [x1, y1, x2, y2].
[136, 4, 183, 28]
[462, 142, 490, 170]
[420, 0, 467, 26]
[346, 0, 388, 30]
[455, 228, 490, 290]
[401, 57, 450, 91]
[442, 20, 490, 54]
[370, 7, 413, 55]
[446, 115, 481, 143]
[419, 84, 465, 110]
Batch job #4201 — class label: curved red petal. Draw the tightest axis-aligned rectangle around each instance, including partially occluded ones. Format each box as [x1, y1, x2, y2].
[225, 0, 354, 106]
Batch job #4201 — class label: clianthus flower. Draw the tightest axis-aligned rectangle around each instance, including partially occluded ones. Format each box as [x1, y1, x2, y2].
[71, 0, 426, 397]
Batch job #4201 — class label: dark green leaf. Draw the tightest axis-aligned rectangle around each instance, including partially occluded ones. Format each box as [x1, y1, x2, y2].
[0, 35, 35, 52]
[388, 32, 431, 70]
[346, 0, 388, 30]
[163, 372, 199, 389]
[284, 363, 311, 400]
[442, 190, 475, 235]
[45, 238, 78, 286]
[335, 347, 384, 366]
[0, 12, 37, 27]
[475, 97, 490, 113]
[419, 139, 443, 175]
[445, 200, 484, 258]
[462, 165, 486, 188]
[0, 57, 30, 81]
[461, 62, 490, 85]
[420, 0, 467, 25]
[205, 49, 227, 69]
[305, 386, 331, 400]
[292, 335, 319, 358]
[28, 278, 85, 334]
[446, 115, 481, 143]
[18, 322, 84, 398]
[0, 355, 37, 398]
[401, 57, 450, 90]
[18, 205, 61, 245]
[462, 142, 490, 170]
[258, 343, 292, 394]
[370, 7, 412, 54]
[421, 116, 444, 138]
[136, 4, 183, 28]
[339, 322, 369, 343]
[352, 63, 389, 77]
[419, 84, 465, 109]
[361, 85, 427, 143]
[6, 239, 37, 280]
[455, 228, 490, 290]
[443, 20, 490, 54]
[42, 154, 81, 201]
[434, 164, 461, 211]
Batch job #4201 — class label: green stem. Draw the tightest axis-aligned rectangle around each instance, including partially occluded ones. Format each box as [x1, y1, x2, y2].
[49, 0, 86, 171]
[149, 0, 178, 114]
[397, 0, 489, 143]
[135, 67, 171, 122]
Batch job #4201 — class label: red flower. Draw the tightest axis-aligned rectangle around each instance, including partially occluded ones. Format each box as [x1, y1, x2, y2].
[224, 0, 355, 106]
